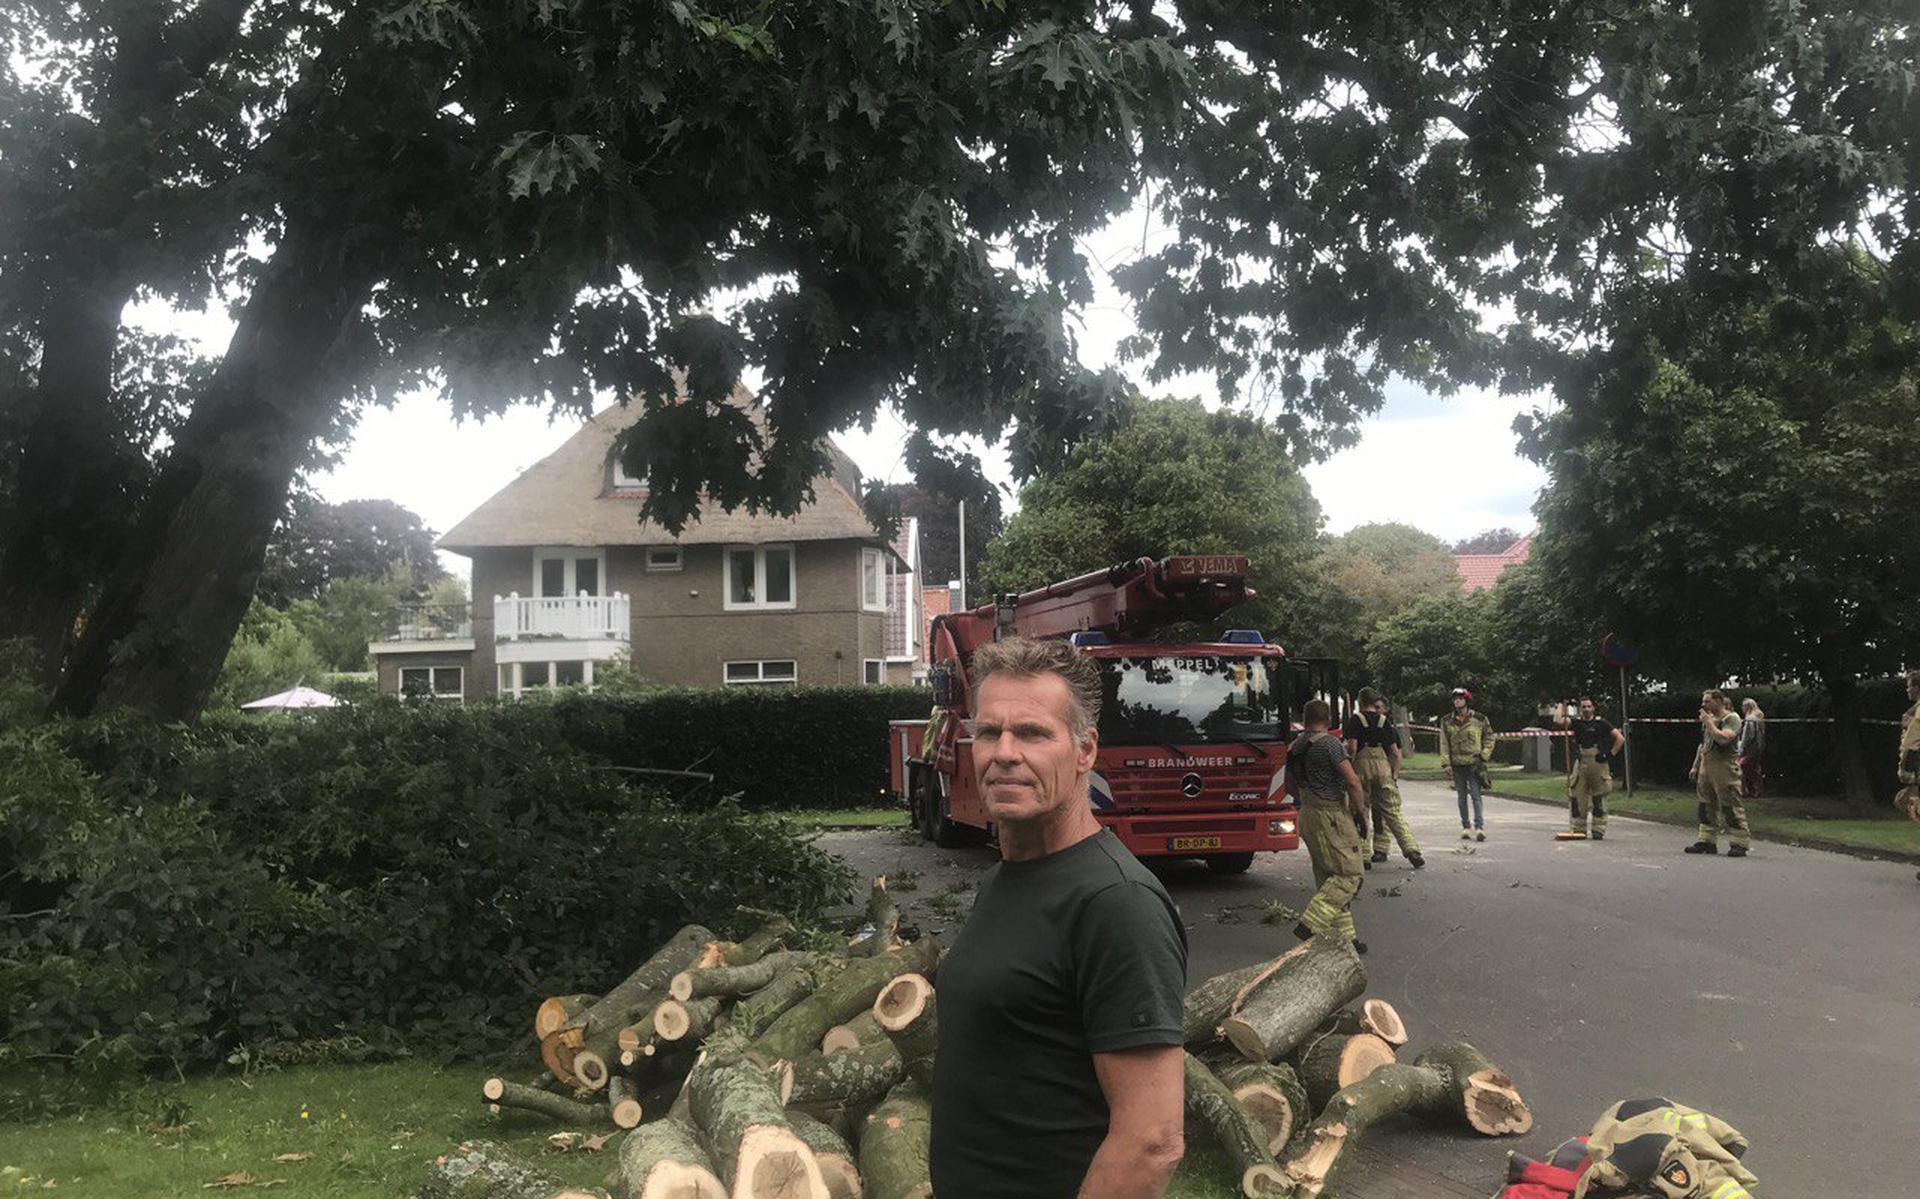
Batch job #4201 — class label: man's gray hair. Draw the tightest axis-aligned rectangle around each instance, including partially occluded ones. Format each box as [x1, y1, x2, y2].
[970, 636, 1104, 737]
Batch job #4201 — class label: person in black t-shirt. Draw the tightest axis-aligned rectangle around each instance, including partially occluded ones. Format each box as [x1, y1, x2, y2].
[1553, 697, 1625, 839]
[930, 636, 1187, 1199]
[1343, 687, 1423, 869]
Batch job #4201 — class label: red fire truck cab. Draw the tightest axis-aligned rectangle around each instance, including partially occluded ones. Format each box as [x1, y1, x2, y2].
[885, 555, 1340, 872]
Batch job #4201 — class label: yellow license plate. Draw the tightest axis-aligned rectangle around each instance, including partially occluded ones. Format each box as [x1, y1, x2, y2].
[1168, 836, 1223, 851]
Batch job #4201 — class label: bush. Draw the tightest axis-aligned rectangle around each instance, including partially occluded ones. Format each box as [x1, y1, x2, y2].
[0, 701, 854, 1080]
[548, 685, 933, 809]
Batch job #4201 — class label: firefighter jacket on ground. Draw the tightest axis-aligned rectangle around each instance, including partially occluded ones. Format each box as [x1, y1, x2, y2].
[1572, 1098, 1758, 1199]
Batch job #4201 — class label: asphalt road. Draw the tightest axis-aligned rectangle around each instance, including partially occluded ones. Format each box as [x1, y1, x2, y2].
[821, 780, 1920, 1198]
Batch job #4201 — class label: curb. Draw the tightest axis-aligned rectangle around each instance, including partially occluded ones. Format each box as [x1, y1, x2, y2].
[1482, 787, 1920, 866]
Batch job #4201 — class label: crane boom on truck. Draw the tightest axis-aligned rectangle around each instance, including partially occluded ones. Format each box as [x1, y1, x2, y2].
[886, 555, 1340, 871]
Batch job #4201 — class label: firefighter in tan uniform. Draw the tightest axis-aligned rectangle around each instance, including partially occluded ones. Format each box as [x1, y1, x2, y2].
[1344, 688, 1423, 868]
[1896, 670, 1920, 881]
[1553, 697, 1625, 841]
[1286, 699, 1371, 954]
[1573, 1097, 1759, 1199]
[1686, 689, 1750, 857]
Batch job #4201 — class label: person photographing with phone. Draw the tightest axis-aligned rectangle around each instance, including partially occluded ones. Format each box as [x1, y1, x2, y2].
[1685, 689, 1750, 857]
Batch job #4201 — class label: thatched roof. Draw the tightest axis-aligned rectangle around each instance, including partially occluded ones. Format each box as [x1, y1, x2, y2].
[439, 398, 886, 553]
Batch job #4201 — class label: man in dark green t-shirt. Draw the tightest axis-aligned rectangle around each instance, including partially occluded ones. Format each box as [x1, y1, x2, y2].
[930, 636, 1188, 1199]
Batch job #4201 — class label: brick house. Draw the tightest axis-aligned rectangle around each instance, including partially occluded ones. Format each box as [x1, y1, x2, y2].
[368, 401, 910, 699]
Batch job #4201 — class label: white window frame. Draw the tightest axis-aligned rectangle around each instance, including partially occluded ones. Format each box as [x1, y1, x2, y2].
[645, 546, 683, 572]
[724, 659, 798, 686]
[863, 659, 885, 685]
[399, 664, 464, 701]
[532, 546, 607, 597]
[610, 454, 646, 491]
[497, 658, 601, 700]
[860, 546, 887, 612]
[723, 544, 797, 611]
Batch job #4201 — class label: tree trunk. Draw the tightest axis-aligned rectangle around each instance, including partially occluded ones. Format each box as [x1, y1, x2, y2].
[1315, 999, 1407, 1048]
[857, 1080, 933, 1199]
[1409, 1040, 1533, 1135]
[731, 966, 823, 1040]
[482, 1079, 610, 1127]
[537, 995, 600, 1040]
[607, 1075, 644, 1130]
[870, 974, 935, 1088]
[686, 1053, 828, 1199]
[1180, 1054, 1290, 1197]
[1289, 1032, 1396, 1111]
[1279, 1064, 1447, 1199]
[786, 1040, 906, 1122]
[1824, 667, 1873, 812]
[724, 916, 796, 966]
[672, 952, 816, 1002]
[417, 1139, 582, 1199]
[847, 877, 899, 957]
[785, 1112, 863, 1199]
[654, 996, 726, 1044]
[1209, 1059, 1307, 1156]
[610, 1118, 726, 1199]
[1218, 936, 1366, 1062]
[1181, 950, 1304, 1045]
[52, 223, 380, 720]
[821, 1011, 883, 1056]
[0, 280, 132, 690]
[554, 925, 713, 1088]
[749, 938, 939, 1064]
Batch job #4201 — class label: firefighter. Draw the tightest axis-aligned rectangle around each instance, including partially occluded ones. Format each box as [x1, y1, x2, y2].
[1440, 687, 1494, 841]
[1344, 687, 1423, 868]
[1896, 670, 1920, 881]
[1553, 697, 1624, 840]
[1287, 698, 1371, 953]
[1685, 689, 1750, 857]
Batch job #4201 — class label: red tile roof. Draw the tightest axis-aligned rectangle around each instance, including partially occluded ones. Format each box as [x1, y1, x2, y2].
[1454, 532, 1533, 593]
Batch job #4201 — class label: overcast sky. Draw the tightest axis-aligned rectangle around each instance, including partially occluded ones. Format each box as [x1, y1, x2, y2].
[132, 206, 1547, 582]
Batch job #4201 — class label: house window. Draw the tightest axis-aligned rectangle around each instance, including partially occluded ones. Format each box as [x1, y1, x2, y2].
[400, 665, 464, 701]
[863, 659, 885, 685]
[646, 547, 683, 572]
[861, 547, 887, 612]
[725, 659, 798, 686]
[498, 659, 601, 699]
[612, 458, 646, 491]
[556, 660, 585, 687]
[534, 547, 606, 597]
[724, 544, 796, 610]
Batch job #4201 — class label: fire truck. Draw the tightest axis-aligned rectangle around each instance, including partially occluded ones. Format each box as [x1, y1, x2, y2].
[886, 555, 1341, 871]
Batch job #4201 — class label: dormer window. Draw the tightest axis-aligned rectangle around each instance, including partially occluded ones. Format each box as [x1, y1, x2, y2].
[611, 456, 646, 492]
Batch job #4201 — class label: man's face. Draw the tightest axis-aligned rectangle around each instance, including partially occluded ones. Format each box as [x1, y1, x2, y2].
[1701, 691, 1722, 715]
[1579, 699, 1595, 719]
[971, 672, 1098, 828]
[1452, 693, 1467, 712]
[1365, 700, 1387, 719]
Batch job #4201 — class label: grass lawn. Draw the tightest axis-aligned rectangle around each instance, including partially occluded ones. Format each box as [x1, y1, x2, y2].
[1489, 776, 1920, 858]
[0, 1061, 1248, 1199]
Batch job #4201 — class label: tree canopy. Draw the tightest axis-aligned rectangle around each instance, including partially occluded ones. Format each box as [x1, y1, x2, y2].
[865, 479, 1005, 594]
[1451, 528, 1521, 555]
[258, 497, 447, 606]
[977, 397, 1323, 636]
[1287, 523, 1459, 679]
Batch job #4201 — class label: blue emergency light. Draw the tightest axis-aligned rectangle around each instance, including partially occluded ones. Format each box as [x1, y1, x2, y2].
[1221, 629, 1265, 644]
[1069, 631, 1111, 647]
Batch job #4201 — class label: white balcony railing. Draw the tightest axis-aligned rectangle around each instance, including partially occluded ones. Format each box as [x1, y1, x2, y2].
[494, 592, 631, 642]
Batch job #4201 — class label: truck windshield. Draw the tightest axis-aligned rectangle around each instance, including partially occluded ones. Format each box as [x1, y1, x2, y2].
[1097, 655, 1285, 746]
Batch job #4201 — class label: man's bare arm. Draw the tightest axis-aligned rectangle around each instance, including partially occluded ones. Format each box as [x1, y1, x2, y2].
[1078, 1045, 1185, 1199]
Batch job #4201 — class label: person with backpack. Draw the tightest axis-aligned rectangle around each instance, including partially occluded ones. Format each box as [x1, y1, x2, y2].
[1440, 687, 1495, 841]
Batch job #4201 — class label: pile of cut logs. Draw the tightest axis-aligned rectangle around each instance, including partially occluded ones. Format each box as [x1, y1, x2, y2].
[418, 879, 1531, 1199]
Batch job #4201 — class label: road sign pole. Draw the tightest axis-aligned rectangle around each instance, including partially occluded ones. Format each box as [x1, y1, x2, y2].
[1620, 663, 1633, 795]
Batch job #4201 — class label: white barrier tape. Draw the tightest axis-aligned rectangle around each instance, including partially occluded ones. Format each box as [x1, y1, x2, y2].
[1624, 716, 1904, 726]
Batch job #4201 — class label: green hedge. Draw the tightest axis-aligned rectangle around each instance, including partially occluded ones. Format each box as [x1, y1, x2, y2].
[547, 685, 933, 809]
[1, 703, 854, 1081]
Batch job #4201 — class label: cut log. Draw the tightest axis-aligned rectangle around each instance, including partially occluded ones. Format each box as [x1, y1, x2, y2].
[655, 996, 727, 1044]
[619, 1022, 661, 1057]
[1280, 1063, 1448, 1199]
[1290, 1032, 1396, 1111]
[537, 994, 599, 1040]
[749, 938, 939, 1065]
[786, 1112, 864, 1199]
[722, 915, 796, 967]
[786, 1039, 906, 1121]
[847, 878, 899, 958]
[482, 1078, 611, 1127]
[1181, 1054, 1290, 1197]
[552, 925, 713, 1087]
[821, 1011, 882, 1056]
[1182, 959, 1275, 1045]
[857, 1079, 932, 1199]
[1315, 999, 1408, 1048]
[672, 952, 817, 1003]
[1219, 935, 1366, 1062]
[731, 966, 823, 1041]
[610, 1117, 727, 1199]
[870, 974, 935, 1088]
[608, 1074, 645, 1130]
[416, 1138, 570, 1199]
[1211, 1059, 1307, 1156]
[1410, 1040, 1533, 1135]
[686, 1053, 828, 1199]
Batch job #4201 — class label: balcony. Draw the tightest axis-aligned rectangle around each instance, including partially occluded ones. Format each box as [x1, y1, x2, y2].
[494, 592, 631, 642]
[376, 603, 474, 644]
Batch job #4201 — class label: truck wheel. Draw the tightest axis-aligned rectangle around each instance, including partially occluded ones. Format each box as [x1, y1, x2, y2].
[904, 765, 926, 832]
[1205, 852, 1256, 875]
[921, 772, 973, 848]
